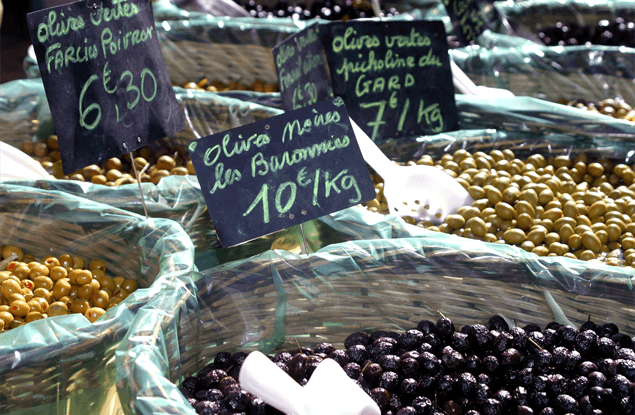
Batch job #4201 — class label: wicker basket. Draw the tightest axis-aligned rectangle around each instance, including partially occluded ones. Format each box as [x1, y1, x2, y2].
[116, 236, 634, 415]
[0, 184, 195, 415]
[494, 0, 635, 34]
[156, 15, 301, 87]
[451, 45, 635, 105]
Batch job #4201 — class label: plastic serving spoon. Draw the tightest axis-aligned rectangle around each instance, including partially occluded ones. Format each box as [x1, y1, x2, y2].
[450, 61, 515, 98]
[239, 351, 381, 415]
[349, 118, 473, 224]
[0, 141, 53, 181]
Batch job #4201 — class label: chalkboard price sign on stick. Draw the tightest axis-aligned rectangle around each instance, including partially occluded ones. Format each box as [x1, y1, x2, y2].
[442, 0, 493, 46]
[188, 98, 376, 247]
[27, 0, 184, 175]
[274, 20, 459, 142]
[273, 23, 333, 112]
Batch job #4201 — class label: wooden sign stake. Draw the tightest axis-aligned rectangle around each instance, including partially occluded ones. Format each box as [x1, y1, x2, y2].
[298, 223, 311, 255]
[129, 144, 149, 219]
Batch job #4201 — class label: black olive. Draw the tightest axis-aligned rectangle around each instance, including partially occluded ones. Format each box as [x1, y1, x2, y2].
[347, 344, 369, 364]
[345, 331, 370, 348]
[314, 342, 335, 355]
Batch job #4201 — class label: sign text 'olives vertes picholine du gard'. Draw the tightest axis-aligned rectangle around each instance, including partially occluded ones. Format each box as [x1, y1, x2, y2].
[273, 23, 334, 112]
[27, 0, 184, 175]
[188, 98, 375, 247]
[442, 0, 494, 46]
[273, 20, 459, 142]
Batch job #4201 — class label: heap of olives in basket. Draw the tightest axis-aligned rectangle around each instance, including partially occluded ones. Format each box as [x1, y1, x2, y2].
[21, 135, 195, 186]
[537, 18, 635, 48]
[0, 245, 137, 332]
[237, 0, 399, 20]
[180, 315, 634, 415]
[364, 149, 635, 268]
[562, 98, 635, 123]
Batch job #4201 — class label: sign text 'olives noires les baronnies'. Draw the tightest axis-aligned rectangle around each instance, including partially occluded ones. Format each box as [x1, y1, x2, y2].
[27, 0, 184, 175]
[273, 20, 459, 142]
[188, 98, 375, 247]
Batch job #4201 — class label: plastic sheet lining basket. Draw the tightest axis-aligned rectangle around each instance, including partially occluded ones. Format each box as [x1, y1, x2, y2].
[4, 176, 222, 255]
[494, 0, 635, 35]
[0, 184, 195, 415]
[115, 236, 634, 415]
[451, 45, 635, 105]
[151, 0, 439, 88]
[155, 12, 302, 87]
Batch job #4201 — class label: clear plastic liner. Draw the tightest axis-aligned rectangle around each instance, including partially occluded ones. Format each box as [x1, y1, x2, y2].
[0, 183, 195, 415]
[1, 176, 428, 270]
[494, 0, 635, 42]
[152, 0, 444, 88]
[169, 86, 284, 145]
[454, 95, 635, 141]
[0, 79, 283, 150]
[168, 0, 252, 17]
[115, 235, 634, 415]
[0, 79, 52, 145]
[155, 12, 306, 86]
[3, 175, 208, 245]
[451, 44, 635, 105]
[3, 79, 634, 269]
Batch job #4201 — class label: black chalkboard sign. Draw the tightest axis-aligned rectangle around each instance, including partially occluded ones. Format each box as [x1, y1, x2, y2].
[275, 20, 459, 142]
[273, 23, 333, 112]
[27, 0, 184, 175]
[188, 98, 375, 247]
[442, 0, 493, 46]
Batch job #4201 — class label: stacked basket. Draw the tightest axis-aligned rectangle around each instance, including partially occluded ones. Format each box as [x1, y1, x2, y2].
[0, 184, 195, 415]
[115, 235, 634, 415]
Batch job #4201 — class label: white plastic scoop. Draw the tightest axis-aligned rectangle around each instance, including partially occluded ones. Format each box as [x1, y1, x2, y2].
[0, 141, 53, 181]
[349, 118, 473, 224]
[450, 61, 515, 98]
[239, 351, 380, 415]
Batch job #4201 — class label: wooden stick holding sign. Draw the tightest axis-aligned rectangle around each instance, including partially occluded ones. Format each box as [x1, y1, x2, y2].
[129, 145, 150, 218]
[26, 0, 184, 216]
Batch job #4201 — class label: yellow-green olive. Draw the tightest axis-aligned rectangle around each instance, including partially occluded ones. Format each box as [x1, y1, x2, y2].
[581, 231, 602, 252]
[503, 229, 526, 245]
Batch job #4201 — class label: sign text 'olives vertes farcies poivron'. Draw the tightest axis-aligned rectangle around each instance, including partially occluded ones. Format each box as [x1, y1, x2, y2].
[188, 98, 375, 247]
[273, 23, 334, 112]
[273, 20, 459, 142]
[27, 0, 184, 175]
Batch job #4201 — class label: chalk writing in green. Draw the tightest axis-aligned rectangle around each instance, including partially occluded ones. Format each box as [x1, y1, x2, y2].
[79, 65, 158, 130]
[443, 0, 486, 43]
[282, 109, 341, 142]
[275, 25, 332, 111]
[37, 0, 153, 74]
[330, 25, 445, 140]
[89, 0, 140, 26]
[243, 166, 362, 223]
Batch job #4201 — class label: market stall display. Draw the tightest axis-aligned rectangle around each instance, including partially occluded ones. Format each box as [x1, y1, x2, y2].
[3, 80, 635, 271]
[0, 183, 195, 415]
[115, 236, 635, 415]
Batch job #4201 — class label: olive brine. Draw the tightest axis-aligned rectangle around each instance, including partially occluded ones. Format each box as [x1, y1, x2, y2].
[179, 315, 634, 415]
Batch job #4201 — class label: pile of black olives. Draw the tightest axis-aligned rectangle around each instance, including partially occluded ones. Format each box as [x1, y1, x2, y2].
[237, 0, 399, 20]
[537, 18, 635, 48]
[180, 315, 635, 415]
